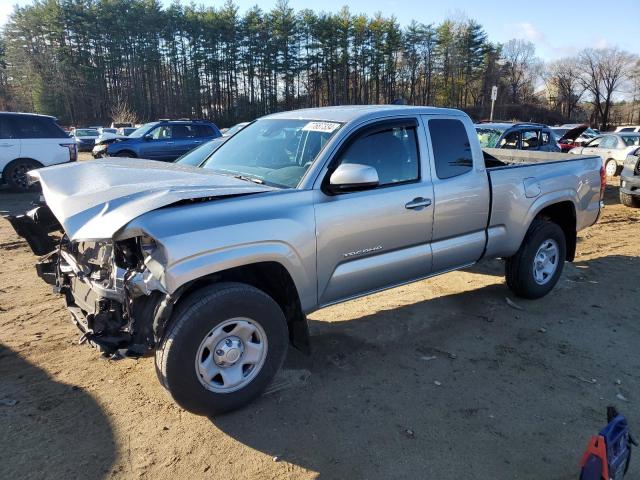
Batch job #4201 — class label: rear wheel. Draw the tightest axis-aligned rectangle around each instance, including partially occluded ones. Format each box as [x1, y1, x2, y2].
[156, 282, 288, 416]
[4, 159, 42, 192]
[505, 219, 566, 299]
[620, 191, 640, 208]
[605, 159, 618, 177]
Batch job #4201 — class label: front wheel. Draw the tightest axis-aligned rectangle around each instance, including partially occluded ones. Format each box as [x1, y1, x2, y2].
[505, 219, 566, 299]
[156, 282, 288, 416]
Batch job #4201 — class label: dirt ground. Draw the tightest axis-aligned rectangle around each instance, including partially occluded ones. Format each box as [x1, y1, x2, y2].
[1, 165, 639, 479]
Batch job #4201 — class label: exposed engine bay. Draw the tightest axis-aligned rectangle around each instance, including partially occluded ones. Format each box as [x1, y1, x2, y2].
[7, 202, 171, 357]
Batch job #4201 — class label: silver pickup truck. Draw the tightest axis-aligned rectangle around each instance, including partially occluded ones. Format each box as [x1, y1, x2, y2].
[7, 106, 604, 415]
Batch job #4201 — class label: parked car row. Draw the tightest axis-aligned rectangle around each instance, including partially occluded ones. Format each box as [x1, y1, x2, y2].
[568, 132, 640, 177]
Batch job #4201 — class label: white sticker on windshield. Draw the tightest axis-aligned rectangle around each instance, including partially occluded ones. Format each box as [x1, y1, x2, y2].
[302, 121, 340, 133]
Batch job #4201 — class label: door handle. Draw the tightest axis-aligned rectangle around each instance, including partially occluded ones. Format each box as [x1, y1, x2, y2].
[405, 197, 432, 210]
[193, 140, 202, 144]
[165, 141, 175, 144]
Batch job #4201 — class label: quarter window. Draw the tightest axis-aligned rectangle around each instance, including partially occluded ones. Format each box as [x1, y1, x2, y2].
[429, 119, 473, 179]
[334, 124, 420, 187]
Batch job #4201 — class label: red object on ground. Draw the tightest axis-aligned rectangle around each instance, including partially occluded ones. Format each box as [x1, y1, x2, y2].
[580, 434, 610, 480]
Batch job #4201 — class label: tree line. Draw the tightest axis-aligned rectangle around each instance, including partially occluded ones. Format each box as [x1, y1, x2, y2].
[0, 0, 638, 129]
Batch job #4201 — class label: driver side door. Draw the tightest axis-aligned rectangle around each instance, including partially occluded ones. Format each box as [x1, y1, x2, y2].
[313, 118, 434, 306]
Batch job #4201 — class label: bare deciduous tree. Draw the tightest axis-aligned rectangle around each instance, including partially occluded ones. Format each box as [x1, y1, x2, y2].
[577, 48, 635, 130]
[501, 39, 540, 104]
[543, 59, 585, 119]
[110, 100, 138, 125]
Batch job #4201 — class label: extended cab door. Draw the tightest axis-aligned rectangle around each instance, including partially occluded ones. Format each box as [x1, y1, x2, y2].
[421, 115, 490, 272]
[314, 118, 434, 306]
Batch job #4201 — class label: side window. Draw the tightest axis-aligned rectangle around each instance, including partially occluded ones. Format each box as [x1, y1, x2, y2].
[500, 130, 519, 149]
[194, 125, 215, 137]
[522, 130, 540, 150]
[13, 116, 67, 139]
[619, 127, 634, 132]
[150, 125, 172, 140]
[171, 124, 195, 139]
[587, 137, 602, 148]
[600, 136, 615, 148]
[429, 119, 473, 178]
[335, 124, 420, 186]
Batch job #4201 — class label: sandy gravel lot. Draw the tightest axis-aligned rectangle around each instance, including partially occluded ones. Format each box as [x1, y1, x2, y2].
[1, 171, 639, 479]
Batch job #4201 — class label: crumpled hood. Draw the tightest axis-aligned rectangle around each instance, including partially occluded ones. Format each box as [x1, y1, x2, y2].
[29, 158, 276, 241]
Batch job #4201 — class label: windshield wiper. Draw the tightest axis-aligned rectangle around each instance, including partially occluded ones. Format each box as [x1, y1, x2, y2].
[233, 174, 263, 184]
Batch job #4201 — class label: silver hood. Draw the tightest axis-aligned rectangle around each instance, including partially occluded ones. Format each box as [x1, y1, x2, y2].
[29, 158, 276, 241]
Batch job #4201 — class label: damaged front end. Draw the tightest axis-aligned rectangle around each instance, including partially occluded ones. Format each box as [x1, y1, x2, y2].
[7, 204, 170, 357]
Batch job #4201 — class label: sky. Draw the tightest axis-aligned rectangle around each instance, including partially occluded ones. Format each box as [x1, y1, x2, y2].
[1, 0, 638, 61]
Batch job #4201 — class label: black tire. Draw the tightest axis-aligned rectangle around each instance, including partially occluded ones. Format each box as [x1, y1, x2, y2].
[115, 150, 136, 158]
[156, 282, 288, 416]
[505, 219, 566, 299]
[4, 159, 42, 192]
[620, 191, 640, 208]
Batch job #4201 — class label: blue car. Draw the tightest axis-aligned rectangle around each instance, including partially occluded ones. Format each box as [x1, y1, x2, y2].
[105, 120, 221, 161]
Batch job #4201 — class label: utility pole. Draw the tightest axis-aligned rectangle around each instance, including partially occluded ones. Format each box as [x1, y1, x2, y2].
[490, 85, 498, 121]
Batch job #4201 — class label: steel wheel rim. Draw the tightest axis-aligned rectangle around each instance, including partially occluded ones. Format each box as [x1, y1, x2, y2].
[533, 238, 560, 285]
[195, 317, 268, 393]
[11, 163, 31, 189]
[606, 160, 617, 177]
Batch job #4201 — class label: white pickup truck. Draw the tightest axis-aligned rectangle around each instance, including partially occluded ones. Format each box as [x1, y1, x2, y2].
[8, 106, 604, 415]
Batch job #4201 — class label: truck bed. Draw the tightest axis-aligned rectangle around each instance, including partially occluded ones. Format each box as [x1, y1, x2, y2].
[481, 148, 602, 260]
[483, 147, 598, 169]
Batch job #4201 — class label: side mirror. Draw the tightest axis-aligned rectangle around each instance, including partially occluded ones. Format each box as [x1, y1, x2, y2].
[328, 163, 379, 193]
[143, 134, 153, 141]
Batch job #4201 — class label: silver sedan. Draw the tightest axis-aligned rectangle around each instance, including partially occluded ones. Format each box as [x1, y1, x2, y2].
[569, 133, 640, 177]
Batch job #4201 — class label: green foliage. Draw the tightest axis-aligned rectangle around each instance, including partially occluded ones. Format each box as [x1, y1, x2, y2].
[0, 0, 503, 125]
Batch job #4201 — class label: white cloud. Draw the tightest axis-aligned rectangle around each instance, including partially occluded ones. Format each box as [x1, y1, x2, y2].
[518, 22, 546, 43]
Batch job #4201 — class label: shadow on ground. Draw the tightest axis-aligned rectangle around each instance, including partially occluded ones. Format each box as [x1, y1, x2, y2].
[212, 254, 640, 479]
[0, 343, 116, 479]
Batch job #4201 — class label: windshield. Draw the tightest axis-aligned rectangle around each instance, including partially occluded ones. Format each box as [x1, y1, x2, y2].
[201, 118, 342, 188]
[175, 139, 226, 166]
[621, 135, 640, 147]
[128, 122, 158, 138]
[476, 128, 504, 148]
[75, 129, 98, 137]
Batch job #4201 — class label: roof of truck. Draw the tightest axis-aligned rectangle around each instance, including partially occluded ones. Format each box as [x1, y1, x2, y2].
[263, 105, 465, 123]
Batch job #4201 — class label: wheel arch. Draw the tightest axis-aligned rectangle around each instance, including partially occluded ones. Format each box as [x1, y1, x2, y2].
[534, 200, 577, 261]
[2, 157, 44, 175]
[169, 261, 310, 353]
[112, 149, 137, 158]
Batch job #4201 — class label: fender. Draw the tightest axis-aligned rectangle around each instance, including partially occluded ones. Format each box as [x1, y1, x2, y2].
[163, 240, 317, 313]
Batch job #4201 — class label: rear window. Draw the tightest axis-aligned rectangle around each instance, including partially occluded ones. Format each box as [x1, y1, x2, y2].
[11, 116, 68, 139]
[429, 119, 473, 179]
